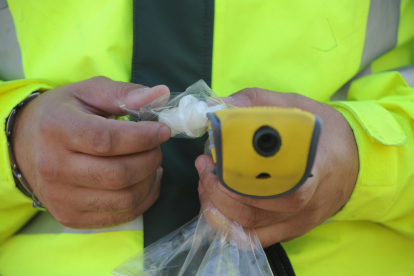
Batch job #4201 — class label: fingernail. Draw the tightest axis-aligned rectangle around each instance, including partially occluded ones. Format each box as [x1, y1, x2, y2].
[196, 157, 206, 173]
[155, 166, 164, 183]
[157, 166, 164, 177]
[222, 96, 235, 103]
[158, 125, 171, 143]
[198, 183, 205, 193]
[126, 87, 152, 103]
[140, 85, 168, 95]
[141, 87, 153, 94]
[228, 94, 251, 107]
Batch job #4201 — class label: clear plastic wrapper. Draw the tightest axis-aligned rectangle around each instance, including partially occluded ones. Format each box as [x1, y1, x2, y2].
[112, 204, 273, 276]
[120, 80, 228, 138]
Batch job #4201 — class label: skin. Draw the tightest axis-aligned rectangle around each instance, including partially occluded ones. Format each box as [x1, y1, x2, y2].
[195, 88, 359, 248]
[12, 76, 171, 229]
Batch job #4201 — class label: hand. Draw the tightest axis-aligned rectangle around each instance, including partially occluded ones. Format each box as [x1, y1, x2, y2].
[12, 76, 171, 228]
[195, 88, 359, 247]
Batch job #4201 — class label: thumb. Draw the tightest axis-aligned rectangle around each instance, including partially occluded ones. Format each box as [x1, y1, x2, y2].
[195, 155, 222, 201]
[71, 76, 170, 115]
[227, 88, 306, 109]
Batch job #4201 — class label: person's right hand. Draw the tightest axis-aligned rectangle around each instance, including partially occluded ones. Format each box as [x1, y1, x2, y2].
[11, 76, 171, 229]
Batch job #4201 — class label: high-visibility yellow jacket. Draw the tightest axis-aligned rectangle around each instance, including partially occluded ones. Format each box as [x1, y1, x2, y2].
[1, 0, 414, 275]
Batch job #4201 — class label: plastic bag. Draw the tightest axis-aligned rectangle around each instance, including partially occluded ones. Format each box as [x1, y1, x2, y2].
[120, 80, 228, 138]
[112, 204, 273, 276]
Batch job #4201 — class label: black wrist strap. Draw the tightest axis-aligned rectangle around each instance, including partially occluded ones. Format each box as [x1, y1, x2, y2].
[6, 92, 46, 211]
[264, 243, 296, 276]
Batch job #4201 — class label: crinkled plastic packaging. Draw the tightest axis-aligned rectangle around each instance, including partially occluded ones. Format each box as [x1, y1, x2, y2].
[120, 80, 228, 138]
[112, 204, 273, 276]
[114, 81, 270, 275]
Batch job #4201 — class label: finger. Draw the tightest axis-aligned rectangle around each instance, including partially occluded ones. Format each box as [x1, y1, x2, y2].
[71, 76, 170, 115]
[200, 179, 295, 249]
[196, 154, 317, 214]
[198, 190, 223, 233]
[209, 179, 323, 248]
[196, 155, 288, 228]
[51, 168, 163, 228]
[255, 210, 322, 247]
[65, 148, 162, 189]
[255, 221, 292, 248]
[79, 168, 160, 213]
[199, 193, 254, 243]
[216, 175, 319, 214]
[44, 104, 170, 155]
[84, 170, 162, 227]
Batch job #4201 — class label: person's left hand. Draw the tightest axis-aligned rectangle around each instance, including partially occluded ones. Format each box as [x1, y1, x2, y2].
[195, 88, 359, 248]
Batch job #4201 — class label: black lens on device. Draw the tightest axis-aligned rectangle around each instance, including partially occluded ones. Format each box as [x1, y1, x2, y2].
[253, 126, 281, 157]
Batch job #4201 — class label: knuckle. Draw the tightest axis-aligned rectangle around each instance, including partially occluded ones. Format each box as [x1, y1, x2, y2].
[78, 76, 111, 94]
[36, 157, 56, 181]
[308, 200, 324, 212]
[114, 81, 133, 100]
[95, 199, 120, 213]
[92, 125, 113, 155]
[143, 130, 153, 151]
[287, 203, 301, 214]
[139, 127, 159, 151]
[118, 193, 137, 212]
[245, 87, 261, 104]
[87, 76, 112, 88]
[286, 192, 307, 213]
[103, 163, 129, 188]
[236, 206, 259, 228]
[241, 218, 257, 228]
[239, 87, 270, 107]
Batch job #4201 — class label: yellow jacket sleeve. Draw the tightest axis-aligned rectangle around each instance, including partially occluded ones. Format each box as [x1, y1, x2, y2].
[329, 71, 414, 239]
[0, 79, 55, 244]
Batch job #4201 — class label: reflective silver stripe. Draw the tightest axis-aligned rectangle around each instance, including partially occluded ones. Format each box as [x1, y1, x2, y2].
[0, 0, 25, 80]
[330, 64, 414, 101]
[330, 66, 372, 101]
[360, 0, 401, 69]
[331, 0, 401, 102]
[18, 211, 144, 235]
[396, 65, 414, 87]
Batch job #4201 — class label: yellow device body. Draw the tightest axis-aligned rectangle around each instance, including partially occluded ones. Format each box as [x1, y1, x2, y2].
[207, 107, 321, 198]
